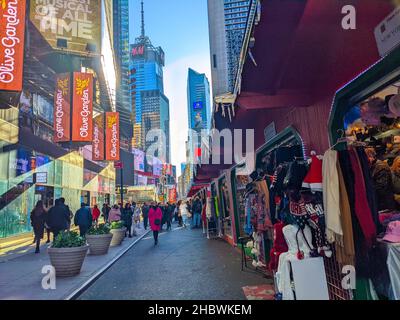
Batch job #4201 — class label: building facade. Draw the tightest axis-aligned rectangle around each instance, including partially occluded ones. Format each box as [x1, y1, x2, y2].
[0, 0, 117, 239]
[113, 0, 132, 150]
[207, 0, 251, 95]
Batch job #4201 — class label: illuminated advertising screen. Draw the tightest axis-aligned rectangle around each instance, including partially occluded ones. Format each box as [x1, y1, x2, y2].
[152, 157, 162, 177]
[132, 45, 145, 57]
[29, 0, 101, 54]
[193, 101, 203, 110]
[133, 148, 145, 172]
[54, 73, 71, 142]
[105, 112, 120, 161]
[33, 94, 54, 124]
[72, 72, 93, 142]
[0, 0, 26, 91]
[92, 114, 105, 161]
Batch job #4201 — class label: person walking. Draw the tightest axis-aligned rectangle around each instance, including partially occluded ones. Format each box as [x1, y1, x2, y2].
[122, 203, 133, 237]
[142, 202, 150, 230]
[59, 197, 73, 230]
[74, 203, 93, 236]
[133, 203, 141, 229]
[102, 203, 110, 224]
[166, 203, 173, 231]
[30, 200, 47, 253]
[92, 204, 101, 226]
[47, 198, 70, 238]
[149, 202, 162, 245]
[108, 204, 122, 223]
[177, 200, 184, 227]
[192, 197, 203, 229]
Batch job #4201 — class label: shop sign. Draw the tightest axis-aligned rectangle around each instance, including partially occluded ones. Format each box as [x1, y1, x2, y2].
[35, 172, 48, 184]
[29, 0, 101, 54]
[54, 73, 71, 142]
[375, 6, 400, 57]
[105, 112, 120, 161]
[0, 0, 26, 91]
[72, 72, 93, 142]
[92, 113, 105, 160]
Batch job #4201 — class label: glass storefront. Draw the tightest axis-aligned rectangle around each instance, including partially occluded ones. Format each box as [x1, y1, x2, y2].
[0, 147, 116, 238]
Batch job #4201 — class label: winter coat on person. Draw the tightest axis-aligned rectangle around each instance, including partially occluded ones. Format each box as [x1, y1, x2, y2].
[149, 206, 163, 231]
[192, 199, 202, 215]
[108, 207, 122, 223]
[92, 207, 101, 221]
[47, 203, 70, 232]
[30, 206, 47, 239]
[121, 208, 133, 227]
[74, 207, 93, 228]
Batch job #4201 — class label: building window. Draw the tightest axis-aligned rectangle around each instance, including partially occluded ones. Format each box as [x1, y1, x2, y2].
[213, 54, 217, 69]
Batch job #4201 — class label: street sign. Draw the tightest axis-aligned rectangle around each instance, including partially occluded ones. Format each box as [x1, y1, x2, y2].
[114, 161, 123, 169]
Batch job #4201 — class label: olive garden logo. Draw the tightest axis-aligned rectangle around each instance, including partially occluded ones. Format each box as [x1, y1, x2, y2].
[75, 77, 90, 95]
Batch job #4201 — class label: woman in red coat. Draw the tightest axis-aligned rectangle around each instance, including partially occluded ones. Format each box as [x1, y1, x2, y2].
[149, 202, 163, 245]
[92, 205, 101, 225]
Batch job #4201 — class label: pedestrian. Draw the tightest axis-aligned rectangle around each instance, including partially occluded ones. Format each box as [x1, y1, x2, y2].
[30, 200, 47, 253]
[102, 203, 110, 223]
[108, 204, 122, 223]
[47, 198, 70, 238]
[192, 196, 202, 229]
[122, 203, 133, 237]
[92, 204, 101, 225]
[74, 203, 93, 236]
[149, 202, 162, 245]
[59, 197, 73, 230]
[142, 202, 150, 230]
[133, 202, 141, 229]
[166, 203, 174, 231]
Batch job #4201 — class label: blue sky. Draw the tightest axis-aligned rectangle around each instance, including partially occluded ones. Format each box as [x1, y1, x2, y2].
[129, 0, 212, 175]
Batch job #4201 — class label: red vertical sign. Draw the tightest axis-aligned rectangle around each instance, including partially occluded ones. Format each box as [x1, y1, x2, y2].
[54, 73, 71, 142]
[72, 72, 93, 142]
[0, 0, 26, 91]
[92, 113, 105, 160]
[105, 112, 120, 161]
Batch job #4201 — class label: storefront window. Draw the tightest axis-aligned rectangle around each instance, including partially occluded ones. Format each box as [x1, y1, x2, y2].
[235, 174, 250, 238]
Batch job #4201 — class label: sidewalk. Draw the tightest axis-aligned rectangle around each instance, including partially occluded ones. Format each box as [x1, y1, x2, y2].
[0, 224, 150, 300]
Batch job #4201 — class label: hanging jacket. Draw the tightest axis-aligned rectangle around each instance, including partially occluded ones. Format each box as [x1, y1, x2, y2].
[372, 160, 396, 211]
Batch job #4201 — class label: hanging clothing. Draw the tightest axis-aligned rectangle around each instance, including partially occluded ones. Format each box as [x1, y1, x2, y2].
[336, 160, 356, 266]
[303, 155, 323, 192]
[348, 148, 377, 248]
[255, 180, 272, 231]
[372, 160, 396, 211]
[244, 195, 254, 235]
[322, 150, 343, 243]
[276, 225, 315, 300]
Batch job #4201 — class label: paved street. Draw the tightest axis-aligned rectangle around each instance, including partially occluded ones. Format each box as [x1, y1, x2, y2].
[79, 224, 273, 300]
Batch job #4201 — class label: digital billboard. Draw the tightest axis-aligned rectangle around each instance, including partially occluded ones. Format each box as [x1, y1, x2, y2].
[133, 148, 145, 172]
[0, 0, 26, 91]
[72, 72, 93, 142]
[30, 0, 101, 54]
[105, 112, 120, 161]
[54, 73, 71, 142]
[193, 101, 203, 110]
[153, 157, 162, 177]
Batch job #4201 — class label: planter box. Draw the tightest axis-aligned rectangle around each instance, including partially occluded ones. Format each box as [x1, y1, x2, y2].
[110, 227, 127, 246]
[48, 245, 89, 277]
[86, 233, 113, 255]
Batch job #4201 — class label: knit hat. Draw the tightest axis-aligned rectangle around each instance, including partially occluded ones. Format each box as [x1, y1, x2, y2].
[302, 154, 323, 192]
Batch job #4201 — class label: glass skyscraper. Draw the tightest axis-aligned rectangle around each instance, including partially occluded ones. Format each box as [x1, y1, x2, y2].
[113, 0, 132, 150]
[208, 0, 252, 95]
[187, 68, 211, 164]
[130, 1, 170, 163]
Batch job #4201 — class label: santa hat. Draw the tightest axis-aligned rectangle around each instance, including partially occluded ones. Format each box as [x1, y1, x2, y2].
[302, 152, 323, 192]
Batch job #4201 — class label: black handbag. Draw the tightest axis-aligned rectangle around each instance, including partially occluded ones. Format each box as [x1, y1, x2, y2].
[154, 219, 161, 226]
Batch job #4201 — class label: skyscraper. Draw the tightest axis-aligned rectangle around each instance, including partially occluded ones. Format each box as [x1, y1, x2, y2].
[187, 68, 211, 164]
[130, 1, 170, 163]
[113, 0, 131, 150]
[208, 0, 252, 95]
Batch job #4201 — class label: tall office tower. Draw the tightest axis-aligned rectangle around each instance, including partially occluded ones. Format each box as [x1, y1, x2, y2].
[113, 0, 132, 150]
[187, 68, 211, 164]
[130, 1, 170, 163]
[208, 0, 251, 95]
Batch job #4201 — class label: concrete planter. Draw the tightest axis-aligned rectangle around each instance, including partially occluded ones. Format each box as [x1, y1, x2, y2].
[48, 245, 89, 277]
[110, 227, 127, 246]
[86, 233, 113, 255]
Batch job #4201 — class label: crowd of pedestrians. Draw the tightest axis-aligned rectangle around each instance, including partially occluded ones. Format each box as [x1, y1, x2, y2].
[30, 197, 203, 252]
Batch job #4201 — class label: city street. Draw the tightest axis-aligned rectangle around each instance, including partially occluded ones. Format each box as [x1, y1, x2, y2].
[79, 225, 273, 300]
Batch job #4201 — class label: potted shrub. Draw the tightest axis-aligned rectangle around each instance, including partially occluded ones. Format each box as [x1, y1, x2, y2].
[109, 221, 127, 246]
[48, 231, 88, 277]
[86, 224, 113, 255]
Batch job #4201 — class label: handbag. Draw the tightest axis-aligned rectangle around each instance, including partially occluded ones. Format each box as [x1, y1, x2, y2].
[154, 218, 161, 226]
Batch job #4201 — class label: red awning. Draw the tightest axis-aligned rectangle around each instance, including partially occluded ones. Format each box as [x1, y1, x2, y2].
[187, 183, 209, 198]
[238, 0, 393, 109]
